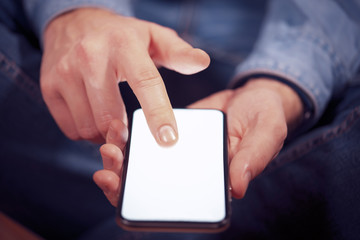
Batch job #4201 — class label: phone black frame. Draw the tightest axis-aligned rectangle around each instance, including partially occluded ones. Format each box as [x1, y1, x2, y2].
[116, 109, 231, 232]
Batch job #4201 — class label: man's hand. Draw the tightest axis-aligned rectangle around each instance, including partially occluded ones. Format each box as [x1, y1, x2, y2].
[190, 79, 303, 197]
[93, 78, 303, 205]
[41, 8, 210, 144]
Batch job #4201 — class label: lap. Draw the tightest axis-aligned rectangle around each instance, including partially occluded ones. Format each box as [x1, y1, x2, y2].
[81, 86, 360, 239]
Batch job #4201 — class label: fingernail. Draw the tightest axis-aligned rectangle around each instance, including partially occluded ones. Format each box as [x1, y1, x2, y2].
[103, 155, 113, 169]
[158, 125, 177, 146]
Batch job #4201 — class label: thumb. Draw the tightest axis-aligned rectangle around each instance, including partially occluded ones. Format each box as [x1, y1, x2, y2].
[149, 24, 210, 75]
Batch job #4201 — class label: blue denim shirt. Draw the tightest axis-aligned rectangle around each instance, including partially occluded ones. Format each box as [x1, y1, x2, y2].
[23, 0, 360, 131]
[232, 0, 360, 132]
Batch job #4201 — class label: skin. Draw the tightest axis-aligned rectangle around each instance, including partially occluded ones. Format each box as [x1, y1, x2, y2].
[93, 78, 304, 205]
[41, 8, 210, 145]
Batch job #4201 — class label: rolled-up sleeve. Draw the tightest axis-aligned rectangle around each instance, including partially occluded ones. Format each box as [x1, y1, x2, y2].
[231, 0, 360, 131]
[22, 0, 132, 43]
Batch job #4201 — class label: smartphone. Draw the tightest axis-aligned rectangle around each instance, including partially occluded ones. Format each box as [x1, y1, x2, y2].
[117, 108, 231, 232]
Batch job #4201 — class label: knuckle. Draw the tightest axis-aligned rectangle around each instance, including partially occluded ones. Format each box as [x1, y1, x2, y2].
[146, 105, 173, 125]
[54, 56, 72, 79]
[77, 126, 99, 140]
[74, 38, 101, 63]
[76, 119, 100, 140]
[109, 27, 139, 48]
[120, 27, 139, 40]
[132, 70, 162, 90]
[108, 30, 128, 46]
[96, 111, 114, 135]
[147, 105, 168, 119]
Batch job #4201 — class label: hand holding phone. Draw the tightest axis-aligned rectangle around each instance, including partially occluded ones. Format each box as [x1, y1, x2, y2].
[117, 108, 231, 232]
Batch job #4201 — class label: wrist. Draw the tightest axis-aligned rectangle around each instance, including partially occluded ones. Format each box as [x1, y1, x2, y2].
[43, 8, 115, 48]
[241, 78, 304, 131]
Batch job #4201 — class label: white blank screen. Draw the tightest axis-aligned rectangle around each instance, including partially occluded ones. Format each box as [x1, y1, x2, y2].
[121, 109, 226, 223]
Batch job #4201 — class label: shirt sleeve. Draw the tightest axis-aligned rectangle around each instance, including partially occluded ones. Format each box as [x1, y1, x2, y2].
[22, 0, 133, 44]
[230, 0, 360, 132]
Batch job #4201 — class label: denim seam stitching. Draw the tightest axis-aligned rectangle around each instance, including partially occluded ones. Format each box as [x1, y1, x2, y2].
[0, 51, 44, 105]
[267, 105, 360, 172]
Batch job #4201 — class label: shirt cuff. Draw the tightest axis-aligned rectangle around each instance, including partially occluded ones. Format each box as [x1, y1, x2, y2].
[229, 57, 319, 134]
[24, 0, 132, 46]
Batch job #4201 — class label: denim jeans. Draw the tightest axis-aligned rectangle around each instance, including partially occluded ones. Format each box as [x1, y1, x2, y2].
[1, 0, 360, 239]
[81, 85, 360, 240]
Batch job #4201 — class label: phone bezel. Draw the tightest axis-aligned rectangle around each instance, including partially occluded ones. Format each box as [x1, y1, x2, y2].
[116, 108, 231, 232]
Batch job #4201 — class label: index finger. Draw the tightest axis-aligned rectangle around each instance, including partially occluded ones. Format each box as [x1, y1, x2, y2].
[117, 40, 178, 147]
